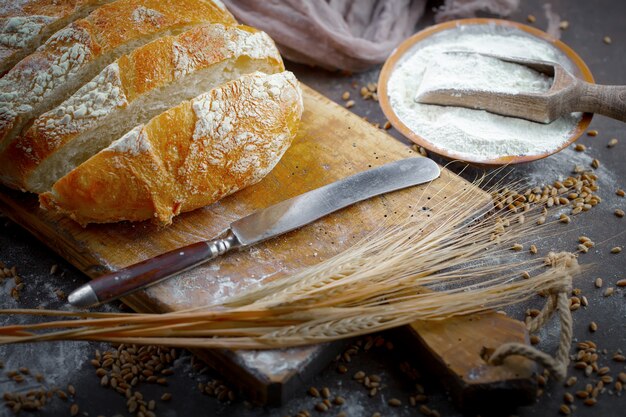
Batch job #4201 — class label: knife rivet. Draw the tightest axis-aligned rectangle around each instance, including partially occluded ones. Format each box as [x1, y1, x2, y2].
[179, 252, 184, 256]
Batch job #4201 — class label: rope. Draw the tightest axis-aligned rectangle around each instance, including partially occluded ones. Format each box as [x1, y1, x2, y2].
[489, 258, 575, 381]
[527, 293, 557, 333]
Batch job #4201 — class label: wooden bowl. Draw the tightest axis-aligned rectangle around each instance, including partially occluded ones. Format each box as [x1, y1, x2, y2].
[378, 18, 594, 166]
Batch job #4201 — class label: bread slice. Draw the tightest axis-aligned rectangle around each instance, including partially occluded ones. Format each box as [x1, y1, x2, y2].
[0, 0, 114, 76]
[40, 71, 303, 226]
[2, 24, 284, 193]
[0, 0, 235, 154]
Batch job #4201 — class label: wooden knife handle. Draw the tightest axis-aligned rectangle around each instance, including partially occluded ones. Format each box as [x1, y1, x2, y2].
[70, 230, 240, 307]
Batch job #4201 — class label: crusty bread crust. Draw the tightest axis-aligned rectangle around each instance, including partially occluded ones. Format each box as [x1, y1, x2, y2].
[0, 0, 109, 18]
[40, 72, 304, 226]
[0, 0, 236, 153]
[1, 23, 284, 192]
[0, 1, 114, 76]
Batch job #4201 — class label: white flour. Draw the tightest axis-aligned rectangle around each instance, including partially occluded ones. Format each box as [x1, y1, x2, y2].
[416, 52, 553, 97]
[388, 26, 583, 161]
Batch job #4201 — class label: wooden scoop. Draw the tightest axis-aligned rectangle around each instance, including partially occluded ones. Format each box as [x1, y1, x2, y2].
[416, 52, 626, 124]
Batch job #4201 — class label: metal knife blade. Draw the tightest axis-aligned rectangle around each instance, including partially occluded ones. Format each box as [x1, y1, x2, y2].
[232, 157, 440, 245]
[68, 158, 440, 307]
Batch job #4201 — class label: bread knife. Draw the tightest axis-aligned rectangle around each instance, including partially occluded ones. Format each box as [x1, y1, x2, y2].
[68, 157, 440, 308]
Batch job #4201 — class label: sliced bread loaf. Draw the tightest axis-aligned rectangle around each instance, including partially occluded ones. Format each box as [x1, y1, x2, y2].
[0, 0, 235, 154]
[2, 23, 283, 193]
[40, 71, 303, 226]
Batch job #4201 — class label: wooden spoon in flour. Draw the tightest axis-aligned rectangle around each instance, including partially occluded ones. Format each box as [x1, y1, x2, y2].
[415, 51, 626, 124]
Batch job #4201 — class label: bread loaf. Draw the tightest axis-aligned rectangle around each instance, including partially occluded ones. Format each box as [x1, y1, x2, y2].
[0, 0, 235, 155]
[1, 1, 305, 227]
[39, 71, 303, 226]
[1, 23, 284, 193]
[0, 0, 114, 76]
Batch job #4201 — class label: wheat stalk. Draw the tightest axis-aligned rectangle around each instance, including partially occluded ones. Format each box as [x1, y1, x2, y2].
[0, 173, 580, 349]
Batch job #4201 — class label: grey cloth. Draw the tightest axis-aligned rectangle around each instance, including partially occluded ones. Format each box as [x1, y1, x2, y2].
[222, 0, 520, 72]
[435, 0, 520, 21]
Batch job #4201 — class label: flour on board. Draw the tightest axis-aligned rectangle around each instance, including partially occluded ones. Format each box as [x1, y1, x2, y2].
[237, 347, 317, 375]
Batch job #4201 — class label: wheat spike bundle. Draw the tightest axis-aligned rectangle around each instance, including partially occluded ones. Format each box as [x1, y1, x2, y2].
[0, 172, 580, 351]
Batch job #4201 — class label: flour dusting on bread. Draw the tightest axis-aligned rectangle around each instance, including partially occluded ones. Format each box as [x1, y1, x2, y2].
[0, 23, 93, 139]
[0, 1, 115, 75]
[227, 30, 279, 60]
[192, 72, 298, 179]
[0, 24, 92, 107]
[172, 24, 280, 78]
[32, 63, 128, 146]
[131, 6, 164, 26]
[0, 16, 55, 49]
[108, 125, 151, 156]
[26, 24, 92, 93]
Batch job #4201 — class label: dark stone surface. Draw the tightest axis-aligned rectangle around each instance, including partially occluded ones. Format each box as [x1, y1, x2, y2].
[1, 0, 624, 416]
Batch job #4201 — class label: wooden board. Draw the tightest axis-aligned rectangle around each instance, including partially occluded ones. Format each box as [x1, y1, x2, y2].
[407, 314, 536, 412]
[0, 85, 535, 406]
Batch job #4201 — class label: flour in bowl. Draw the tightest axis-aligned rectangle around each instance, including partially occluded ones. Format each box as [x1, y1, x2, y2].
[387, 26, 583, 161]
[415, 51, 553, 97]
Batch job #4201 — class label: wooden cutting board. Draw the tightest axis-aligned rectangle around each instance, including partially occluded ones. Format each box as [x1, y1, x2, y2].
[0, 85, 535, 407]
